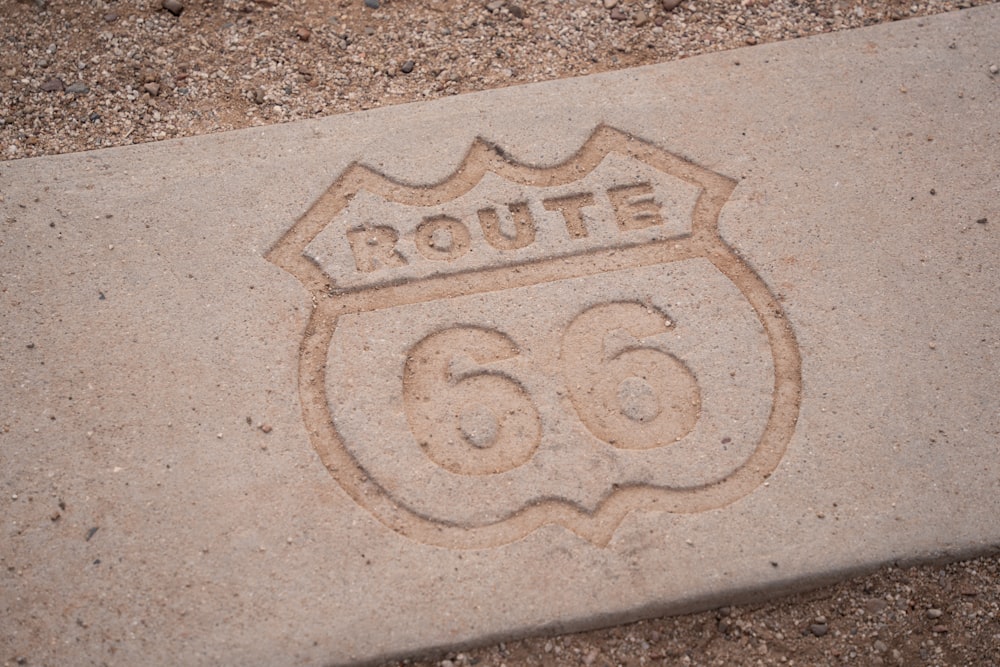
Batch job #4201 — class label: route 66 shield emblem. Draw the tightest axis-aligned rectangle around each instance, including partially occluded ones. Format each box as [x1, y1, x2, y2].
[267, 126, 801, 548]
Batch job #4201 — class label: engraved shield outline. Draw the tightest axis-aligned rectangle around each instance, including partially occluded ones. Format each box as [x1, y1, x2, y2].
[267, 125, 802, 548]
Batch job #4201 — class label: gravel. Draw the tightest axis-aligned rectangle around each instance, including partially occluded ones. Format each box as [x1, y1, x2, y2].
[1, 0, 995, 161]
[391, 554, 1000, 666]
[2, 1, 999, 665]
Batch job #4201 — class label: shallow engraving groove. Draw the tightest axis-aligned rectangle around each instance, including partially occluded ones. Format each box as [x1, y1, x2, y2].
[403, 326, 541, 476]
[561, 302, 701, 449]
[267, 125, 802, 548]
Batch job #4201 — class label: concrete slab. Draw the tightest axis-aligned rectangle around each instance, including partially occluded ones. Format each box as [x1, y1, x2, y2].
[2, 5, 998, 665]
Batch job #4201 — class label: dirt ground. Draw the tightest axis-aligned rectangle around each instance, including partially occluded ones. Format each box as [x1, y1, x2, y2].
[2, 0, 998, 665]
[392, 554, 1000, 666]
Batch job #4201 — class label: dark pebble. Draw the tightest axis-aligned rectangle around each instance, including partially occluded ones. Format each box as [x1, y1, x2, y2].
[810, 623, 829, 637]
[976, 217, 987, 224]
[65, 82, 89, 94]
[103, 11, 118, 22]
[40, 77, 65, 92]
[89, 112, 101, 122]
[364, 0, 380, 8]
[610, 7, 626, 20]
[401, 60, 414, 74]
[162, 0, 184, 16]
[663, 0, 683, 9]
[508, 4, 525, 18]
[85, 526, 99, 541]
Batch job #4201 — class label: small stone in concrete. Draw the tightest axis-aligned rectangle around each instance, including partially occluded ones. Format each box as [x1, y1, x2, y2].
[663, 0, 683, 10]
[65, 82, 89, 94]
[364, 0, 380, 8]
[926, 608, 943, 619]
[401, 60, 414, 74]
[143, 82, 160, 96]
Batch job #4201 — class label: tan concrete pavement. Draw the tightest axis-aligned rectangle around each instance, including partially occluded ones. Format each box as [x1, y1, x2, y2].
[2, 5, 998, 665]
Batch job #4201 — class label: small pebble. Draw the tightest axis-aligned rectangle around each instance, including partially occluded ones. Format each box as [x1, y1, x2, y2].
[867, 598, 888, 613]
[610, 8, 626, 20]
[65, 82, 89, 94]
[926, 608, 943, 619]
[143, 82, 160, 96]
[103, 12, 118, 22]
[976, 217, 987, 224]
[508, 4, 525, 19]
[810, 622, 829, 637]
[364, 0, 380, 8]
[260, 423, 273, 433]
[603, 0, 617, 8]
[990, 64, 999, 75]
[663, 0, 683, 10]
[39, 76, 64, 92]
[162, 0, 184, 16]
[634, 11, 649, 26]
[400, 60, 414, 74]
[297, 26, 311, 41]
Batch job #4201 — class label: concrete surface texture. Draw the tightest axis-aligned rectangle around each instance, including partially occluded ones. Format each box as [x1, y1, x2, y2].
[1, 5, 998, 666]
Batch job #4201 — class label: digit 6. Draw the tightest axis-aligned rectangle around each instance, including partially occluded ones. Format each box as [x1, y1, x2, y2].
[561, 302, 700, 449]
[403, 326, 541, 475]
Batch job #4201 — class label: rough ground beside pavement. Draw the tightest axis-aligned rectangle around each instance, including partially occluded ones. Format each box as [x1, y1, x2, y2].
[392, 555, 1000, 666]
[2, 1, 999, 666]
[1, 0, 997, 160]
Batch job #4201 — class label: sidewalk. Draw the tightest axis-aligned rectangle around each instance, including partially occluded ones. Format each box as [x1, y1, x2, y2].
[1, 5, 998, 665]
